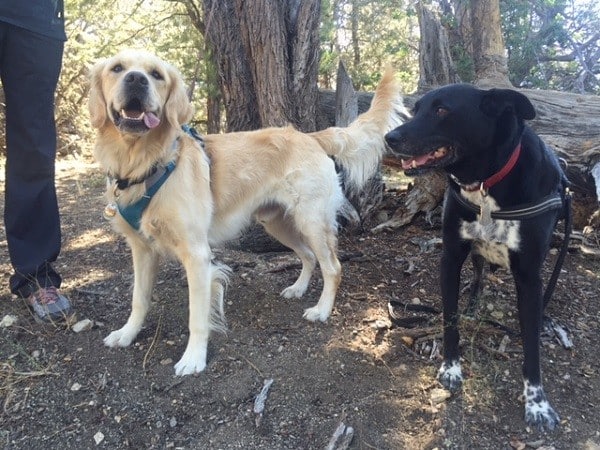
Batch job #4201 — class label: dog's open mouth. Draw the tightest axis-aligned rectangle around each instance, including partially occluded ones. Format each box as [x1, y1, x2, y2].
[112, 98, 160, 133]
[401, 145, 454, 174]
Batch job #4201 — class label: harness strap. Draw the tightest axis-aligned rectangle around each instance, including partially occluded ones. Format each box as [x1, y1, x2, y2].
[110, 125, 205, 231]
[117, 161, 176, 230]
[449, 187, 564, 220]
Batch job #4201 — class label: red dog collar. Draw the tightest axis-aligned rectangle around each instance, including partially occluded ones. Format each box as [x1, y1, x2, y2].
[455, 142, 522, 193]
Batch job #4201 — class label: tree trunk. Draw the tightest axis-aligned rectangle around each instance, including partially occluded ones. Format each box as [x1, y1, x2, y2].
[202, 0, 261, 131]
[287, 0, 321, 132]
[202, 0, 320, 132]
[469, 0, 511, 87]
[417, 3, 460, 91]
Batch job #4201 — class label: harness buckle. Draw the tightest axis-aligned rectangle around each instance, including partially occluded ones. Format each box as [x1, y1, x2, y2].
[479, 182, 488, 197]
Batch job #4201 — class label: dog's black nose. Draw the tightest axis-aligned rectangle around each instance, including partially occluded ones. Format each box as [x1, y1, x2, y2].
[385, 129, 402, 149]
[124, 71, 149, 87]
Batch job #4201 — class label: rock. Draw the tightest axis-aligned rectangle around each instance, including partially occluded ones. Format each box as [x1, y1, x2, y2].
[0, 314, 18, 327]
[72, 319, 93, 333]
[94, 431, 104, 445]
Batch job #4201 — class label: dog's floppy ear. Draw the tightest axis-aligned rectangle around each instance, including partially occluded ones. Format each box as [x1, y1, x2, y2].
[480, 89, 536, 121]
[88, 59, 108, 128]
[164, 64, 194, 127]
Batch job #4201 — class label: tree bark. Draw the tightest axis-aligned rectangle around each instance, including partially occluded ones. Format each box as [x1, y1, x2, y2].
[288, 0, 321, 132]
[202, 0, 320, 132]
[203, 0, 261, 131]
[469, 0, 511, 87]
[417, 3, 460, 91]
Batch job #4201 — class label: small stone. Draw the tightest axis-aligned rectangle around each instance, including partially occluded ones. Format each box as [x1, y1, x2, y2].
[160, 358, 173, 366]
[0, 314, 18, 327]
[371, 318, 392, 330]
[72, 319, 94, 333]
[491, 310, 504, 320]
[71, 382, 82, 392]
[94, 431, 105, 445]
[401, 336, 414, 347]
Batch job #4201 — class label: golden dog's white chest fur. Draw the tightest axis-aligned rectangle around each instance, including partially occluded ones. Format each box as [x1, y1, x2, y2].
[459, 191, 521, 268]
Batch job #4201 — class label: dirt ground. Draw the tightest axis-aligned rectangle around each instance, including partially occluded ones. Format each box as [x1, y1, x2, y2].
[0, 159, 599, 450]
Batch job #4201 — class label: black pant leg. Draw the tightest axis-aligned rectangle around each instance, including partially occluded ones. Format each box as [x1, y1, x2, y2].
[0, 23, 64, 296]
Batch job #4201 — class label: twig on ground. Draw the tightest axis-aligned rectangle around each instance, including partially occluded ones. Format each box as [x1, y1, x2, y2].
[549, 320, 574, 349]
[395, 326, 441, 339]
[240, 355, 264, 377]
[478, 342, 510, 360]
[143, 304, 164, 372]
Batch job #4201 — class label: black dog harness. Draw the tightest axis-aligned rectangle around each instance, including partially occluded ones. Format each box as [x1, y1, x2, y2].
[448, 142, 573, 307]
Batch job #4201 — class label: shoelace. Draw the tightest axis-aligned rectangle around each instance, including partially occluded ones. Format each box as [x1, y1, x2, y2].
[33, 286, 60, 305]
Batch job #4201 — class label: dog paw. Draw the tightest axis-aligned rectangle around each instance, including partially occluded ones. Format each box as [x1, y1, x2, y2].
[104, 328, 137, 347]
[174, 349, 207, 376]
[303, 306, 329, 322]
[438, 360, 463, 392]
[524, 384, 560, 431]
[281, 284, 307, 299]
[524, 402, 560, 431]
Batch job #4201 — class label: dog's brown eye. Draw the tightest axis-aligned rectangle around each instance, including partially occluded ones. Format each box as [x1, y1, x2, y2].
[111, 64, 123, 73]
[151, 70, 163, 80]
[436, 107, 449, 117]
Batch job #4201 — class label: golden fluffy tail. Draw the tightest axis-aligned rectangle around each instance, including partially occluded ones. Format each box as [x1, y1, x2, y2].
[310, 67, 408, 193]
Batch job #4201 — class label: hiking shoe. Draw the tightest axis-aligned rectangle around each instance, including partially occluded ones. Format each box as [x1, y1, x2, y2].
[26, 286, 73, 323]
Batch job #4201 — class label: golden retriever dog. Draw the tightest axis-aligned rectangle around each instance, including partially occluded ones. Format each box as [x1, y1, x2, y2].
[88, 49, 406, 375]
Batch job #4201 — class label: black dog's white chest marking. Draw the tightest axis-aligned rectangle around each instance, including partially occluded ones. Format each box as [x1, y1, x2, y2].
[459, 191, 521, 268]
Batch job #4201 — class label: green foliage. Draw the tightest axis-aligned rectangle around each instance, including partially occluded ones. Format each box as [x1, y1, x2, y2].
[500, 0, 600, 93]
[319, 0, 420, 93]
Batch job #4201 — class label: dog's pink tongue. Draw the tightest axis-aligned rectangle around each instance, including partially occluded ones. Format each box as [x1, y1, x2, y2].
[401, 153, 433, 170]
[143, 112, 160, 129]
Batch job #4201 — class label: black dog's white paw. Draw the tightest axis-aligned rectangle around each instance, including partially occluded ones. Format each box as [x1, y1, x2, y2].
[523, 383, 560, 431]
[438, 360, 463, 392]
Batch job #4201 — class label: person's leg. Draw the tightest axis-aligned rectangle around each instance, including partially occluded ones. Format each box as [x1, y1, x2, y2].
[0, 24, 65, 299]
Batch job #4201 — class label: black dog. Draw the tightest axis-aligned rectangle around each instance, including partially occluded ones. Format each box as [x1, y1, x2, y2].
[385, 84, 570, 430]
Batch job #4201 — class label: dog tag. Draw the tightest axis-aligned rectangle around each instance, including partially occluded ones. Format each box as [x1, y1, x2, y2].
[479, 197, 493, 227]
[103, 203, 118, 220]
